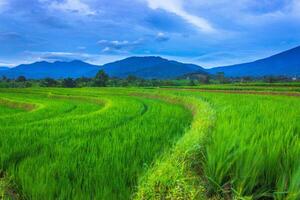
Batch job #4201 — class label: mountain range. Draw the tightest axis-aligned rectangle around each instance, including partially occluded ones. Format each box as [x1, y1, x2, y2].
[0, 67, 9, 71]
[0, 46, 299, 79]
[0, 57, 206, 79]
[102, 56, 207, 79]
[208, 46, 300, 77]
[0, 61, 100, 79]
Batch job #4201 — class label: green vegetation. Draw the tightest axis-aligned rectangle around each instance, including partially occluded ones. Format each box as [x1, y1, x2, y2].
[0, 87, 299, 200]
[1, 70, 299, 89]
[201, 93, 300, 199]
[0, 88, 192, 199]
[163, 82, 300, 93]
[135, 90, 300, 199]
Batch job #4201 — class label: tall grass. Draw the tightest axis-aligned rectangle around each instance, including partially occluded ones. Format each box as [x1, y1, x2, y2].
[163, 83, 300, 92]
[0, 87, 299, 200]
[200, 93, 300, 199]
[134, 89, 300, 200]
[134, 91, 215, 199]
[0, 88, 192, 199]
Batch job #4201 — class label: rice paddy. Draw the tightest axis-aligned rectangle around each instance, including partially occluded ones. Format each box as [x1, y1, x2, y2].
[0, 87, 299, 199]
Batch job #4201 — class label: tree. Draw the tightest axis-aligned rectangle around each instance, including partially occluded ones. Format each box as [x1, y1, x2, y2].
[189, 80, 196, 86]
[94, 70, 109, 87]
[16, 76, 26, 82]
[1, 76, 8, 82]
[263, 76, 276, 83]
[40, 78, 58, 87]
[75, 77, 92, 87]
[199, 75, 210, 84]
[126, 75, 138, 83]
[241, 76, 253, 82]
[62, 78, 76, 88]
[216, 72, 227, 84]
[109, 77, 122, 87]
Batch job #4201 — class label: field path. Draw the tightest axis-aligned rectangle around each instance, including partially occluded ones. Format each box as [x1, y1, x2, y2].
[161, 88, 300, 97]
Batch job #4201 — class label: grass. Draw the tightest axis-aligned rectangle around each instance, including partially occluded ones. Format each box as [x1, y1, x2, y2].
[162, 82, 300, 93]
[134, 89, 300, 199]
[0, 87, 299, 200]
[134, 91, 215, 199]
[200, 93, 300, 199]
[0, 88, 192, 199]
[0, 105, 24, 116]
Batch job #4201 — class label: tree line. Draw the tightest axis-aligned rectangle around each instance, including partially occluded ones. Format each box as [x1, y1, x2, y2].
[0, 70, 298, 88]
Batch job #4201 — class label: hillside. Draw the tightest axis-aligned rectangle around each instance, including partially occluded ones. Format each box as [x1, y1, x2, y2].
[2, 46, 299, 79]
[0, 68, 8, 72]
[0, 67, 9, 71]
[208, 46, 300, 77]
[0, 57, 206, 79]
[0, 60, 100, 79]
[103, 56, 206, 79]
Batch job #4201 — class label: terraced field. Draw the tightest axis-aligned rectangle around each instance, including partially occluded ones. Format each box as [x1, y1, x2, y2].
[0, 87, 299, 200]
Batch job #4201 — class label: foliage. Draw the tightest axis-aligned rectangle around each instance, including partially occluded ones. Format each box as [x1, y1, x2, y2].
[135, 89, 300, 200]
[16, 76, 26, 83]
[200, 93, 300, 199]
[0, 86, 299, 200]
[0, 88, 191, 199]
[94, 70, 109, 87]
[62, 78, 76, 88]
[135, 91, 214, 199]
[39, 78, 58, 87]
[0, 73, 299, 89]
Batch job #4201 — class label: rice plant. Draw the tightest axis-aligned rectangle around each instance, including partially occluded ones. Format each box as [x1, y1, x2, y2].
[0, 87, 299, 200]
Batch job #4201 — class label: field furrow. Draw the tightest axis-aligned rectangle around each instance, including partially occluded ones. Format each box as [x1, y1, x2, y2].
[0, 88, 192, 200]
[0, 87, 299, 200]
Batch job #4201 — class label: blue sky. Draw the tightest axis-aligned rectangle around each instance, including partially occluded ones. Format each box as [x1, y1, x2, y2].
[0, 0, 300, 68]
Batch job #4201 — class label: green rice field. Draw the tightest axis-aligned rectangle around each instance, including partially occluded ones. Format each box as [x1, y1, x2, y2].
[0, 87, 299, 200]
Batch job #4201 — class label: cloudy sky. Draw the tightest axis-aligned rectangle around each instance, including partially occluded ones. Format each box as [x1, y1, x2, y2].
[0, 0, 300, 68]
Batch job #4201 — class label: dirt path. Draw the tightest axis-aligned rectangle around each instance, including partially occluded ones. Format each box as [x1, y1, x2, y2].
[160, 88, 300, 97]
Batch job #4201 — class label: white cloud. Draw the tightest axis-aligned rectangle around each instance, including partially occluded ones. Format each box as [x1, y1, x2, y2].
[157, 0, 300, 29]
[24, 51, 95, 63]
[291, 0, 300, 17]
[145, 0, 215, 33]
[48, 0, 96, 16]
[22, 51, 127, 65]
[0, 0, 6, 6]
[0, 0, 7, 12]
[156, 32, 170, 42]
[98, 39, 144, 53]
[0, 62, 15, 67]
[236, 0, 300, 26]
[0, 0, 5, 6]
[102, 47, 111, 52]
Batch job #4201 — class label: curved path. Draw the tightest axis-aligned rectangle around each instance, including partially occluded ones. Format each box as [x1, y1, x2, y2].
[161, 87, 300, 97]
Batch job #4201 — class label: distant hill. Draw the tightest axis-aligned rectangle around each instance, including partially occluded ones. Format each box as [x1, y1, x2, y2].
[208, 46, 300, 77]
[0, 60, 100, 79]
[103, 56, 206, 79]
[2, 46, 299, 79]
[0, 67, 9, 71]
[0, 57, 206, 79]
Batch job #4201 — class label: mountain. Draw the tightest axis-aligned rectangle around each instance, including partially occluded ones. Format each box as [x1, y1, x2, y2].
[0, 67, 9, 71]
[1, 46, 299, 79]
[0, 57, 206, 79]
[102, 56, 206, 79]
[0, 60, 100, 79]
[208, 46, 300, 77]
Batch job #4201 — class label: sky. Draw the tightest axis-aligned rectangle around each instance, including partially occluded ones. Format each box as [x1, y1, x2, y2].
[0, 0, 300, 68]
